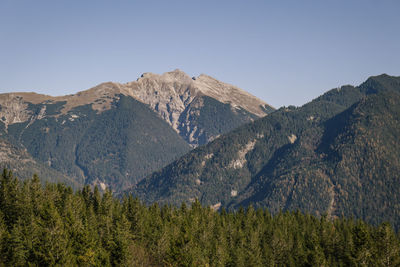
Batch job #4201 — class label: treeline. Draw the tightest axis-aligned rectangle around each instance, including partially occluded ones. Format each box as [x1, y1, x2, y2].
[0, 169, 399, 266]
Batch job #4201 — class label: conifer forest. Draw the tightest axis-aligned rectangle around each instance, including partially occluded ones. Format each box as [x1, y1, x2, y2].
[0, 169, 399, 266]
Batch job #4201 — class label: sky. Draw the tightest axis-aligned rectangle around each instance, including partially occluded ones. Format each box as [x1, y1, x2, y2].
[0, 0, 399, 108]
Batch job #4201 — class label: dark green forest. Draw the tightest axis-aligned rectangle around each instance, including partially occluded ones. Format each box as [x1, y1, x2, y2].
[1, 169, 399, 266]
[2, 95, 192, 191]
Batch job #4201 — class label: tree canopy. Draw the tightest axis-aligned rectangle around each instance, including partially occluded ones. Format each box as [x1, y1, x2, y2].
[1, 169, 399, 266]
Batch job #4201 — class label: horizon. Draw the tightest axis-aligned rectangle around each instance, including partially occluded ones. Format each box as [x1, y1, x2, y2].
[0, 69, 394, 109]
[1, 0, 399, 108]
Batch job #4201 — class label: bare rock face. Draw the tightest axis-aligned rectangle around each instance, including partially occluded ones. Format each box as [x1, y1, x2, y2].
[0, 94, 32, 128]
[126, 69, 271, 126]
[0, 69, 273, 146]
[121, 69, 273, 146]
[0, 138, 34, 164]
[124, 69, 197, 133]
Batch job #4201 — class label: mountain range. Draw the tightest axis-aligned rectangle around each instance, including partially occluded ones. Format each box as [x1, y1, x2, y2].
[129, 74, 400, 229]
[0, 69, 272, 190]
[2, 70, 400, 229]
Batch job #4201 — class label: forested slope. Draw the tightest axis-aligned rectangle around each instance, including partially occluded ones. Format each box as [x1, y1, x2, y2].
[1, 170, 399, 266]
[131, 74, 400, 229]
[2, 96, 191, 191]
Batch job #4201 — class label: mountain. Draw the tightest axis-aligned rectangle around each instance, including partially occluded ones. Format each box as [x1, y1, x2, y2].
[0, 70, 272, 190]
[130, 74, 400, 228]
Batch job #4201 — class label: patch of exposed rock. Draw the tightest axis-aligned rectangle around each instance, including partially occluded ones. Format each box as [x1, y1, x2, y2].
[229, 139, 257, 169]
[288, 134, 297, 144]
[0, 139, 34, 163]
[124, 69, 198, 132]
[0, 94, 32, 128]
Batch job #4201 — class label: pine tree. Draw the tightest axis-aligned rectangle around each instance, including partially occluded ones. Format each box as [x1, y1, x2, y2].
[375, 222, 400, 266]
[33, 201, 72, 266]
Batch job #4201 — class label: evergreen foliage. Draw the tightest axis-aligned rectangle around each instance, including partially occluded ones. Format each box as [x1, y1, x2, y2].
[1, 169, 400, 266]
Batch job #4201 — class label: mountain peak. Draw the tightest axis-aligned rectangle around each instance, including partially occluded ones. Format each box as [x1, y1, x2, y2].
[128, 70, 270, 116]
[161, 69, 192, 82]
[120, 70, 272, 145]
[138, 69, 190, 80]
[360, 73, 400, 94]
[167, 68, 187, 75]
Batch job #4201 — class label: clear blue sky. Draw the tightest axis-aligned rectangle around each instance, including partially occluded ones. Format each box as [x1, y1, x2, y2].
[1, 0, 399, 108]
